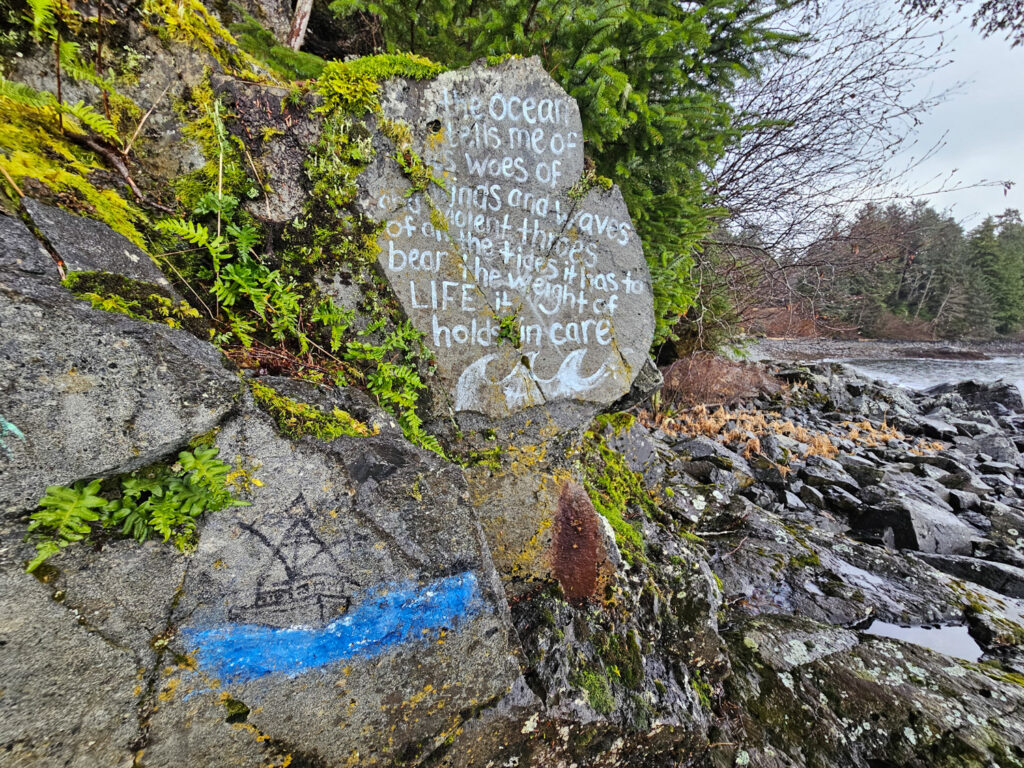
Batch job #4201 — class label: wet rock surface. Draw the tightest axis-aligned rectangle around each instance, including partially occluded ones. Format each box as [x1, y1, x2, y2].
[652, 362, 1024, 765]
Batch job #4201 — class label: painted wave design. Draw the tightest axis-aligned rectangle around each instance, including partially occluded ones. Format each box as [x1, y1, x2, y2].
[183, 571, 482, 683]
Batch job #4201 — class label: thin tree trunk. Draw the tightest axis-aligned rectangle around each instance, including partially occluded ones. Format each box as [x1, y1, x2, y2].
[286, 0, 314, 51]
[96, 1, 110, 120]
[55, 30, 63, 133]
[913, 268, 935, 319]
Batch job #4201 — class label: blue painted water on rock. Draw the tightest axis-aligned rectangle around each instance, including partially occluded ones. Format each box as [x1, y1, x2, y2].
[183, 571, 482, 683]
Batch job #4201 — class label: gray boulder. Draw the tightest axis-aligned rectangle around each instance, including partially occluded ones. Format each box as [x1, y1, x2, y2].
[150, 397, 521, 765]
[0, 212, 240, 519]
[854, 496, 978, 555]
[0, 527, 141, 767]
[357, 58, 656, 439]
[23, 198, 178, 294]
[800, 456, 859, 495]
[718, 615, 1024, 767]
[917, 553, 1024, 599]
[973, 432, 1023, 466]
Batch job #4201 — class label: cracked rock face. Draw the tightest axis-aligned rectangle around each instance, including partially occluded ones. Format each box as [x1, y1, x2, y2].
[0, 212, 240, 520]
[143, 397, 520, 766]
[357, 58, 655, 436]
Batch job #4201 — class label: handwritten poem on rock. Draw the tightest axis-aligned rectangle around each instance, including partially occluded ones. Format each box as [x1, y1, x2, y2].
[365, 58, 655, 421]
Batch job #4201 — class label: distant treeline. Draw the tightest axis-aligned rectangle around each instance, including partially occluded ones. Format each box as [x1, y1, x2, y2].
[794, 202, 1024, 340]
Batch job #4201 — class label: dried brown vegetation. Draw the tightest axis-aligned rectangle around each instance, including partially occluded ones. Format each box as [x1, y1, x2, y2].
[660, 353, 781, 409]
[641, 405, 945, 462]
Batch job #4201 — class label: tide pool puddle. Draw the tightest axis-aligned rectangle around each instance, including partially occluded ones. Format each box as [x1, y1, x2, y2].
[862, 620, 983, 661]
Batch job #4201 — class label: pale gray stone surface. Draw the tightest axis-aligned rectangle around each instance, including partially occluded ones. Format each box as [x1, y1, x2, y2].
[0, 528, 141, 768]
[357, 58, 655, 435]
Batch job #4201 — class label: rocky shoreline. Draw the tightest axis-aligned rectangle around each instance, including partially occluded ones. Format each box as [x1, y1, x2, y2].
[750, 336, 1024, 362]
[614, 359, 1024, 763]
[6, 220, 1024, 763]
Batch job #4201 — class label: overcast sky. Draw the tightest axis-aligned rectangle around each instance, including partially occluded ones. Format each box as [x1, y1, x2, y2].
[897, 8, 1024, 226]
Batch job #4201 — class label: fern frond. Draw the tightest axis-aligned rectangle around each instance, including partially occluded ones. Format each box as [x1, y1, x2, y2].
[25, 0, 57, 42]
[0, 77, 55, 110]
[59, 40, 118, 93]
[156, 218, 230, 260]
[59, 100, 120, 142]
[26, 479, 108, 571]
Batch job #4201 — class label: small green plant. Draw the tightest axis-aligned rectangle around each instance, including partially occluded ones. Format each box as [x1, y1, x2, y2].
[573, 668, 615, 714]
[343, 320, 445, 456]
[568, 168, 613, 201]
[496, 313, 521, 346]
[26, 447, 248, 572]
[250, 380, 375, 440]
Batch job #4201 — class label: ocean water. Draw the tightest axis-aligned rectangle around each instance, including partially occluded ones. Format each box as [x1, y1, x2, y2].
[842, 356, 1024, 393]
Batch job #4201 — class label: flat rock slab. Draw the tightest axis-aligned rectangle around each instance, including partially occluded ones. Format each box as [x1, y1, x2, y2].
[0, 213, 239, 519]
[723, 615, 1024, 766]
[358, 57, 655, 436]
[918, 553, 1024, 599]
[155, 400, 520, 765]
[24, 198, 177, 292]
[855, 497, 978, 555]
[0, 530, 141, 767]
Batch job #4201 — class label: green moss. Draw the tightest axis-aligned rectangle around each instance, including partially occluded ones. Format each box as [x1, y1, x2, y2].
[967, 661, 1024, 689]
[250, 380, 375, 441]
[229, 13, 325, 81]
[594, 411, 636, 435]
[0, 93, 146, 246]
[690, 670, 713, 709]
[142, 0, 264, 80]
[578, 425, 655, 563]
[304, 114, 376, 210]
[596, 630, 644, 689]
[486, 53, 520, 66]
[222, 695, 251, 724]
[459, 446, 503, 469]
[317, 54, 446, 117]
[173, 77, 259, 212]
[679, 529, 706, 545]
[789, 550, 821, 569]
[62, 271, 203, 332]
[573, 668, 614, 714]
[568, 168, 614, 201]
[783, 525, 822, 569]
[380, 117, 445, 195]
